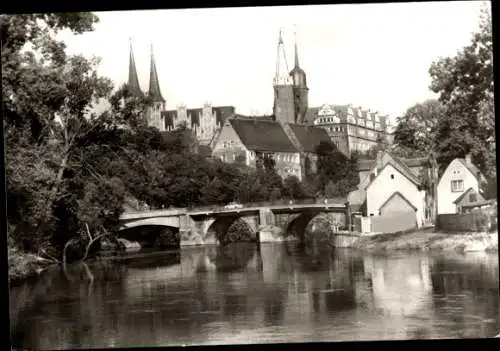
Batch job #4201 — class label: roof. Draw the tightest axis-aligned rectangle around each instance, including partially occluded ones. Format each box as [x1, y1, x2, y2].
[453, 187, 476, 204]
[128, 45, 143, 98]
[456, 158, 485, 181]
[228, 119, 298, 153]
[348, 188, 366, 206]
[287, 124, 331, 153]
[364, 156, 423, 191]
[148, 52, 165, 103]
[462, 198, 497, 208]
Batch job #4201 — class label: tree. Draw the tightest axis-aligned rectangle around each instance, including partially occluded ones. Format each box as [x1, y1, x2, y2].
[394, 99, 445, 154]
[428, 4, 494, 176]
[315, 141, 359, 196]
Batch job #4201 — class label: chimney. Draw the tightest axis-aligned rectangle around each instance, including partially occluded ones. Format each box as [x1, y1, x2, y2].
[465, 153, 472, 165]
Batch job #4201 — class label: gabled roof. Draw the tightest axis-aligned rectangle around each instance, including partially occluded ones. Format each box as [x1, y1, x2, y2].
[379, 191, 417, 212]
[453, 187, 476, 204]
[363, 153, 423, 191]
[286, 124, 332, 153]
[456, 158, 485, 182]
[228, 119, 298, 153]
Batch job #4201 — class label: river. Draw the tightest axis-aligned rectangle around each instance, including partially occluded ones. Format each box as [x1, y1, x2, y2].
[9, 242, 500, 349]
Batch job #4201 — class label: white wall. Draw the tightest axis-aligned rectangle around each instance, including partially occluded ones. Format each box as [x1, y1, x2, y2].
[366, 163, 426, 226]
[437, 159, 479, 214]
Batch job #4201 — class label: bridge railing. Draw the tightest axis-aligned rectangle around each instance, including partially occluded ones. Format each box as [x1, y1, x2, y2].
[123, 197, 349, 215]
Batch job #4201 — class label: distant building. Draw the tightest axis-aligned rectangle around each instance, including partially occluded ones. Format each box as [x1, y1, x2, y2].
[126, 40, 234, 145]
[162, 104, 235, 146]
[211, 116, 331, 180]
[304, 104, 393, 157]
[437, 154, 487, 214]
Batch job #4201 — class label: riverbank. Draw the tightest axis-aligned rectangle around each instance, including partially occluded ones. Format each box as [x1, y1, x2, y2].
[351, 229, 498, 254]
[8, 247, 58, 286]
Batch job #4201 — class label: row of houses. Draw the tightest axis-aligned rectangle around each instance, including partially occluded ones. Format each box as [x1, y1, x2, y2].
[349, 147, 493, 232]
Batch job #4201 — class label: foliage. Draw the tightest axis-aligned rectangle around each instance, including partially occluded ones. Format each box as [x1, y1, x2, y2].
[428, 4, 494, 177]
[394, 99, 445, 154]
[315, 141, 359, 196]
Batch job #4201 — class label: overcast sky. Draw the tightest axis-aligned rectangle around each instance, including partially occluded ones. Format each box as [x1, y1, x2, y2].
[58, 1, 487, 120]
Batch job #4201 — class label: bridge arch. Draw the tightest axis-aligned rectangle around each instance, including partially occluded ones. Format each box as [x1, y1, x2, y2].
[285, 212, 339, 243]
[204, 214, 259, 246]
[119, 217, 181, 248]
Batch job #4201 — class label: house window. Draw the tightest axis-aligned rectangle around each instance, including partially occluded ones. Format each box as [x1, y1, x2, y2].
[451, 180, 464, 192]
[390, 174, 394, 179]
[469, 193, 477, 202]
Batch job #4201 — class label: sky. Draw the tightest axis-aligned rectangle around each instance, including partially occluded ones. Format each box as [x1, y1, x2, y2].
[57, 1, 488, 121]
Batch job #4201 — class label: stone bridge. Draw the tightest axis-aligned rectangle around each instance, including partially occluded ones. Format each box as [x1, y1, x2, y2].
[118, 201, 353, 247]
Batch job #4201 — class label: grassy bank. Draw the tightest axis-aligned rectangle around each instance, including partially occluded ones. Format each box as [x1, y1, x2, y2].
[8, 247, 59, 286]
[351, 229, 498, 253]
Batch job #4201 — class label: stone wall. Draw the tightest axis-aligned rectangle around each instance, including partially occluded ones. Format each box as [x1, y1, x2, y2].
[438, 209, 496, 233]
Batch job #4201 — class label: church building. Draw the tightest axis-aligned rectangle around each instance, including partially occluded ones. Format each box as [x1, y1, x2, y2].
[126, 40, 235, 145]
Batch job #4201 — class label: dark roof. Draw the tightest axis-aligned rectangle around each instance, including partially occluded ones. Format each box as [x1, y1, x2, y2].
[287, 124, 332, 153]
[148, 53, 165, 103]
[128, 46, 144, 98]
[229, 119, 298, 153]
[304, 107, 319, 124]
[399, 157, 429, 168]
[453, 187, 476, 204]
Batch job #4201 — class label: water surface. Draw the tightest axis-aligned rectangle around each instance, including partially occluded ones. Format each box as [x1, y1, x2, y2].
[9, 242, 500, 349]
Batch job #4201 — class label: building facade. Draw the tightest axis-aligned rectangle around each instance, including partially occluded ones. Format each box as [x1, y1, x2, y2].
[305, 104, 393, 157]
[437, 154, 486, 214]
[162, 104, 235, 145]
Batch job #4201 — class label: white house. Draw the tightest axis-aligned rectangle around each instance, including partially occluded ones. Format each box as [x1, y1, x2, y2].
[437, 154, 486, 214]
[357, 151, 428, 229]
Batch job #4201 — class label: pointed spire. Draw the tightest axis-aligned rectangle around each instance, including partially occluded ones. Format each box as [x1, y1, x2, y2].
[128, 38, 143, 98]
[293, 25, 300, 69]
[274, 28, 292, 86]
[148, 42, 165, 103]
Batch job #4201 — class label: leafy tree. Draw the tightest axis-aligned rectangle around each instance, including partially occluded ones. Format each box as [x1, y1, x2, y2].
[394, 99, 445, 154]
[315, 141, 359, 196]
[428, 4, 494, 176]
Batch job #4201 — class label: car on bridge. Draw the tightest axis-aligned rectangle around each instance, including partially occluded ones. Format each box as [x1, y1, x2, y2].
[224, 202, 244, 209]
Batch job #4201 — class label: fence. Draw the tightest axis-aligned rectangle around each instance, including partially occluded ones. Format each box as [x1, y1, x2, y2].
[438, 207, 497, 233]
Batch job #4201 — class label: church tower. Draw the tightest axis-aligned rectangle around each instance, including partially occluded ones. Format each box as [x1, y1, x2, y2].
[146, 43, 166, 131]
[273, 29, 295, 124]
[290, 29, 309, 124]
[128, 39, 144, 99]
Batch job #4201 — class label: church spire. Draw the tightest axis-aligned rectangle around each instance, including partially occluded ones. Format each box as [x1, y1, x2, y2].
[128, 38, 143, 98]
[148, 43, 165, 103]
[293, 25, 300, 69]
[274, 28, 293, 86]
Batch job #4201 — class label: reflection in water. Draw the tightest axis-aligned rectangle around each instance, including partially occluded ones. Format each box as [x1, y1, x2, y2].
[9, 242, 500, 349]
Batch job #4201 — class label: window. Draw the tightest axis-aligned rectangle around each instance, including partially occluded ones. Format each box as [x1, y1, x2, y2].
[390, 174, 394, 179]
[469, 194, 477, 202]
[451, 180, 464, 192]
